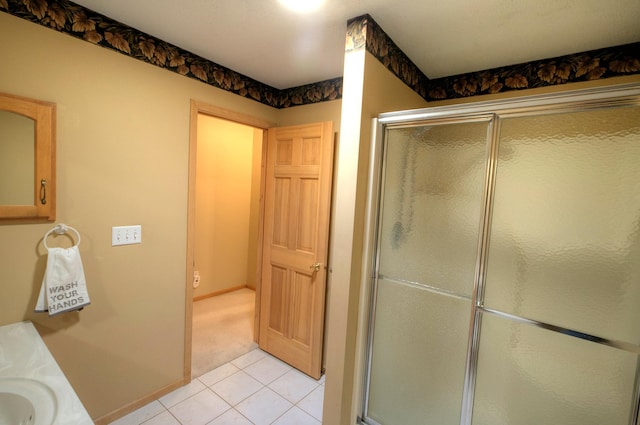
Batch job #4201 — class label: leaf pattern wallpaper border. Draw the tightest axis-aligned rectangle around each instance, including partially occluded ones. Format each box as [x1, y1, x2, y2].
[349, 14, 640, 101]
[2, 1, 639, 108]
[0, 0, 342, 108]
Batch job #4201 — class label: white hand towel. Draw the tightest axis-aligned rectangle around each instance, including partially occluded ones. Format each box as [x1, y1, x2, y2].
[35, 245, 90, 316]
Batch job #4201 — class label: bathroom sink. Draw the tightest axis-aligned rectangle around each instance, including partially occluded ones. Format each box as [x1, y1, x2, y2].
[0, 378, 57, 425]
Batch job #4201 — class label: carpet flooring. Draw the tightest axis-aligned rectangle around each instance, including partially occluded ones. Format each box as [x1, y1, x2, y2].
[191, 288, 258, 378]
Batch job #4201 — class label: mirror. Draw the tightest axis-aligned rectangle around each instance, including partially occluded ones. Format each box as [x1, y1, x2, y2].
[0, 92, 56, 221]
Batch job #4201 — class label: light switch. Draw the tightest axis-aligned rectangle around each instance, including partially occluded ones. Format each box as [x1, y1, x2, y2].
[112, 225, 142, 246]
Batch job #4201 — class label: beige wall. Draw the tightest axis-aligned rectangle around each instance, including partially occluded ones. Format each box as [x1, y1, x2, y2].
[0, 11, 344, 423]
[0, 12, 279, 421]
[194, 115, 259, 297]
[323, 49, 429, 425]
[277, 99, 342, 128]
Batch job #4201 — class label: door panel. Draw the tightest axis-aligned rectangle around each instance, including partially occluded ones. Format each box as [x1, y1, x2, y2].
[259, 121, 334, 379]
[297, 179, 319, 252]
[365, 120, 490, 425]
[272, 178, 290, 246]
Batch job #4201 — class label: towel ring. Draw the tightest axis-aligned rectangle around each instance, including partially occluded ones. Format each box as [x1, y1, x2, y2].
[43, 224, 81, 249]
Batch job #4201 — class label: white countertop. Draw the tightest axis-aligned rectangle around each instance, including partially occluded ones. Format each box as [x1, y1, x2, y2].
[0, 321, 93, 424]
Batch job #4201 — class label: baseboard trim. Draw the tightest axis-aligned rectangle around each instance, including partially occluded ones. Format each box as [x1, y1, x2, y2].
[92, 377, 189, 425]
[96, 286, 256, 423]
[193, 285, 254, 302]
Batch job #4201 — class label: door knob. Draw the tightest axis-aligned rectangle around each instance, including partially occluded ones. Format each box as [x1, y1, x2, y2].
[310, 262, 321, 272]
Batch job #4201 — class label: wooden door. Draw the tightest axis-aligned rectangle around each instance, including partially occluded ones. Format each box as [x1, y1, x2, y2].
[259, 121, 334, 379]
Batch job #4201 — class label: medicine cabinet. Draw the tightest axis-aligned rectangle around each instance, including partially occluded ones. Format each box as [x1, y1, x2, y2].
[0, 92, 56, 221]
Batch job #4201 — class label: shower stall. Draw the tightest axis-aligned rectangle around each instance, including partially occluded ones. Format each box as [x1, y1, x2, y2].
[360, 83, 640, 425]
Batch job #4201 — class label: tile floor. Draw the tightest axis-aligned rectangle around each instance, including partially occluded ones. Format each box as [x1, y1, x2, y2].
[109, 349, 324, 425]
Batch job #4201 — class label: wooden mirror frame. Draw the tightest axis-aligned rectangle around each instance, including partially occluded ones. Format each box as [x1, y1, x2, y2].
[0, 92, 56, 221]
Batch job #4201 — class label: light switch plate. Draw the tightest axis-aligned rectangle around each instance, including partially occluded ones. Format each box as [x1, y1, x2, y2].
[112, 225, 142, 246]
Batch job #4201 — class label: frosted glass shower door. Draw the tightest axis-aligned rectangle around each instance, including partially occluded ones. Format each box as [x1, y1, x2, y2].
[364, 121, 491, 425]
[363, 87, 640, 425]
[474, 105, 640, 425]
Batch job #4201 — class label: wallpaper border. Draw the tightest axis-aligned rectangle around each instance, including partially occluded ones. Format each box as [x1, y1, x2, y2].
[3, 1, 639, 108]
[350, 14, 640, 102]
[1, 0, 342, 108]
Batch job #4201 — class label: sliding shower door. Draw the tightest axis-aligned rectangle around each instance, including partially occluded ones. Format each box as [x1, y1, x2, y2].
[362, 84, 640, 425]
[474, 106, 640, 425]
[364, 119, 492, 425]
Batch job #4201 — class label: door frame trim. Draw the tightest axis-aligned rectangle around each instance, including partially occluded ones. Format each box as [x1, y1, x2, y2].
[185, 100, 275, 380]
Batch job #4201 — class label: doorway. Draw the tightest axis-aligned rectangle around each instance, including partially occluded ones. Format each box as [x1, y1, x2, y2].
[185, 101, 274, 380]
[184, 101, 335, 382]
[190, 114, 264, 377]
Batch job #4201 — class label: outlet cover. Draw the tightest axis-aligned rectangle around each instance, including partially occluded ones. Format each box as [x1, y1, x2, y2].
[112, 225, 142, 246]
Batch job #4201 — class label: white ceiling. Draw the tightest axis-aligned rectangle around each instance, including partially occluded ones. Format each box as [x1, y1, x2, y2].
[71, 0, 640, 89]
